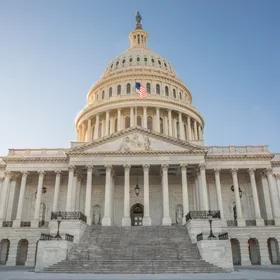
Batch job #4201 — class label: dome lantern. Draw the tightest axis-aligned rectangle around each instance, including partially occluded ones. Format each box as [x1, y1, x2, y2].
[129, 11, 148, 49]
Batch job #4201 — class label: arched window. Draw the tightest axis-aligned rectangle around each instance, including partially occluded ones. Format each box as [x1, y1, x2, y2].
[126, 83, 131, 94]
[137, 57, 140, 62]
[109, 87, 112, 97]
[137, 116, 142, 126]
[114, 118, 118, 132]
[129, 57, 133, 63]
[156, 84, 160, 94]
[117, 85, 121, 95]
[151, 58, 155, 63]
[173, 89, 176, 98]
[179, 92, 182, 99]
[125, 117, 130, 129]
[146, 83, 151, 94]
[98, 123, 102, 138]
[102, 90, 105, 99]
[160, 118, 164, 133]
[147, 116, 153, 130]
[176, 122, 180, 138]
[165, 86, 169, 96]
[144, 57, 147, 62]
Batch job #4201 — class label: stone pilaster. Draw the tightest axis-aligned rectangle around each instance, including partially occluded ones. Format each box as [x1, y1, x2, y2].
[199, 164, 209, 211]
[117, 109, 121, 131]
[52, 171, 61, 212]
[86, 118, 91, 142]
[156, 107, 160, 132]
[65, 166, 75, 212]
[187, 116, 191, 141]
[85, 165, 93, 225]
[130, 107, 134, 127]
[102, 165, 112, 226]
[161, 164, 171, 225]
[180, 164, 189, 224]
[94, 114, 99, 140]
[143, 164, 151, 226]
[178, 112, 185, 140]
[122, 164, 131, 226]
[168, 110, 172, 137]
[105, 110, 109, 136]
[214, 169, 224, 220]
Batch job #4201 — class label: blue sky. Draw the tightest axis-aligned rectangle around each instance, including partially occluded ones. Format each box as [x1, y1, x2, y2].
[0, 0, 279, 155]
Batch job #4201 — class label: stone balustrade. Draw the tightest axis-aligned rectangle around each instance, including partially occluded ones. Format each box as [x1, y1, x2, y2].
[207, 145, 269, 154]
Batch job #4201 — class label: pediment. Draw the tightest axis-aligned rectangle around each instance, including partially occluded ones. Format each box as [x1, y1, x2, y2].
[68, 127, 206, 155]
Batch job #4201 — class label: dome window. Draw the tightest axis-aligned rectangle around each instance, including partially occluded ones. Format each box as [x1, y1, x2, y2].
[109, 87, 113, 97]
[110, 64, 113, 68]
[156, 84, 160, 94]
[158, 60, 161, 65]
[164, 62, 167, 67]
[165, 86, 169, 96]
[126, 83, 131, 94]
[117, 85, 121, 95]
[129, 57, 133, 63]
[137, 57, 140, 62]
[122, 59, 126, 64]
[146, 83, 151, 94]
[173, 89, 176, 98]
[151, 58, 155, 63]
[144, 57, 147, 62]
[116, 61, 119, 66]
[102, 90, 105, 99]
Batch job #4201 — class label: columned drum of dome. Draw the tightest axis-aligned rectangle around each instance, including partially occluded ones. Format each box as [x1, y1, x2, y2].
[75, 13, 204, 146]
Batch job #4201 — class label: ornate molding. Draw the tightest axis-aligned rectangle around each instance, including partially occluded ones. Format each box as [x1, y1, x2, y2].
[37, 170, 46, 176]
[180, 163, 187, 171]
[123, 164, 131, 172]
[142, 164, 150, 172]
[248, 168, 256, 175]
[2, 157, 68, 163]
[161, 164, 169, 171]
[119, 133, 151, 152]
[206, 154, 274, 160]
[231, 168, 238, 174]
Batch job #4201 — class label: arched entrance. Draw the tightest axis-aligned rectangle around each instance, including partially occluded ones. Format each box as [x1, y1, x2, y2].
[248, 238, 261, 265]
[0, 239, 10, 265]
[230, 238, 241, 265]
[131, 203, 143, 226]
[16, 239, 28, 265]
[267, 238, 280, 264]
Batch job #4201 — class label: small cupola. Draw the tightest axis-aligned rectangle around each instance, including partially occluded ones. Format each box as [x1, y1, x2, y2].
[129, 11, 148, 49]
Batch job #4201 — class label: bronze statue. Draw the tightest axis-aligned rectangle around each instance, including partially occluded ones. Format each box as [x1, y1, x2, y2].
[135, 11, 142, 30]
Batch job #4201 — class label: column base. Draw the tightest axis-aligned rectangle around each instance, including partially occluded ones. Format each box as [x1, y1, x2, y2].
[274, 218, 280, 226]
[0, 219, 3, 228]
[142, 217, 151, 226]
[237, 218, 246, 227]
[101, 217, 112, 226]
[31, 220, 39, 228]
[162, 217, 172, 226]
[121, 217, 131, 226]
[86, 218, 92, 226]
[12, 220, 21, 228]
[256, 218, 264, 226]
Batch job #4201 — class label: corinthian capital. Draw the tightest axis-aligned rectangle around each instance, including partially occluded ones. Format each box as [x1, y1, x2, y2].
[142, 164, 150, 172]
[231, 168, 238, 174]
[180, 164, 187, 171]
[161, 164, 169, 171]
[266, 168, 273, 176]
[123, 164, 131, 172]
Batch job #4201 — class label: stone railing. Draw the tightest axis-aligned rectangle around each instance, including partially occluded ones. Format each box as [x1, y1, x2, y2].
[218, 233, 229, 240]
[2, 221, 13, 227]
[264, 220, 275, 226]
[51, 211, 87, 223]
[226, 220, 237, 227]
[65, 234, 74, 242]
[186, 211, 220, 222]
[40, 233, 54, 240]
[20, 221, 31, 227]
[245, 220, 256, 226]
[207, 145, 269, 154]
[40, 233, 74, 242]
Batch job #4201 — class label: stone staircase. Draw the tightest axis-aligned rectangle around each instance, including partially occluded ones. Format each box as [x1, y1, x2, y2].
[44, 226, 226, 273]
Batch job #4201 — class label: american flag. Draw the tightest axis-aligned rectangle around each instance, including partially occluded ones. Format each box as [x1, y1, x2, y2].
[135, 82, 148, 98]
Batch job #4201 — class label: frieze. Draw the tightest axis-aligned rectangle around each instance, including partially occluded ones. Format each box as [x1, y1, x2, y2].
[119, 134, 151, 152]
[206, 154, 274, 161]
[2, 157, 68, 163]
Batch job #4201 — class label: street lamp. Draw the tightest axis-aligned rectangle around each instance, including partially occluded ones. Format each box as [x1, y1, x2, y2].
[55, 211, 62, 239]
[207, 211, 216, 240]
[135, 167, 140, 196]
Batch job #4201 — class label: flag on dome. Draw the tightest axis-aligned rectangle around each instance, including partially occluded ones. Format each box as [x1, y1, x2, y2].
[135, 82, 148, 98]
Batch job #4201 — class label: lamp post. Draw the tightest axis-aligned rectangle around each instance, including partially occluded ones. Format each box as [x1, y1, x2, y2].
[135, 167, 140, 196]
[207, 211, 216, 240]
[55, 211, 62, 239]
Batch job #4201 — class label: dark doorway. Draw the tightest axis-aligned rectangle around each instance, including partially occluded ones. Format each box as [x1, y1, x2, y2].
[16, 239, 28, 265]
[230, 238, 241, 265]
[0, 239, 10, 265]
[131, 203, 144, 226]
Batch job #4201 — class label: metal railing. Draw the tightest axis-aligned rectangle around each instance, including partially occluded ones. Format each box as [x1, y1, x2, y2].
[245, 220, 257, 226]
[264, 220, 275, 226]
[40, 233, 54, 240]
[20, 221, 31, 227]
[51, 211, 87, 223]
[196, 233, 203, 242]
[2, 221, 13, 227]
[226, 220, 237, 227]
[39, 221, 49, 228]
[218, 233, 229, 240]
[186, 211, 220, 222]
[65, 234, 74, 242]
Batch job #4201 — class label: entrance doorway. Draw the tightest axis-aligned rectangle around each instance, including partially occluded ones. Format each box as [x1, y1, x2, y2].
[131, 203, 143, 226]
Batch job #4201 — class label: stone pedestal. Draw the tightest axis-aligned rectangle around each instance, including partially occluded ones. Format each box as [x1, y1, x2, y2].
[101, 217, 112, 226]
[162, 217, 172, 226]
[142, 217, 151, 226]
[31, 220, 39, 228]
[121, 217, 131, 226]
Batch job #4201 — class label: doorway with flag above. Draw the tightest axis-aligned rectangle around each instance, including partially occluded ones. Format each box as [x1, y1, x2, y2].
[131, 203, 144, 226]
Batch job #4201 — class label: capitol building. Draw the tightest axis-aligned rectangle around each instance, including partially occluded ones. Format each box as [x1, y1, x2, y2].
[0, 13, 280, 272]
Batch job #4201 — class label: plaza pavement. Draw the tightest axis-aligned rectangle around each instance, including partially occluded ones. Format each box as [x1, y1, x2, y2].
[0, 266, 280, 280]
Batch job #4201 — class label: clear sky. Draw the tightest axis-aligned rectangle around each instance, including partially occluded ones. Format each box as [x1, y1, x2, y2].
[0, 0, 279, 156]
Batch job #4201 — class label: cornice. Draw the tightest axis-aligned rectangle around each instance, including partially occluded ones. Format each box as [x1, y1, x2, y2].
[2, 157, 68, 163]
[76, 96, 204, 127]
[272, 161, 280, 167]
[206, 154, 274, 161]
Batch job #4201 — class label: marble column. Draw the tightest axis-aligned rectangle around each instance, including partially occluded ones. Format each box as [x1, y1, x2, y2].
[52, 171, 61, 212]
[0, 172, 12, 223]
[198, 125, 203, 140]
[178, 113, 185, 140]
[94, 114, 99, 140]
[199, 164, 209, 211]
[76, 178, 81, 212]
[13, 171, 29, 227]
[110, 116, 114, 134]
[180, 164, 189, 224]
[275, 174, 280, 202]
[102, 165, 112, 226]
[105, 111, 109, 136]
[85, 165, 93, 225]
[130, 107, 134, 127]
[261, 172, 273, 219]
[65, 166, 75, 212]
[86, 118, 92, 142]
[5, 180, 16, 221]
[214, 169, 224, 220]
[187, 116, 191, 141]
[156, 107, 160, 132]
[117, 109, 121, 131]
[173, 118, 177, 138]
[142, 107, 147, 128]
[81, 122, 86, 141]
[194, 121, 198, 140]
[168, 110, 172, 137]
[248, 168, 264, 226]
[161, 164, 171, 225]
[143, 164, 151, 226]
[71, 174, 78, 211]
[32, 171, 45, 227]
[164, 115, 168, 135]
[122, 164, 131, 226]
[267, 168, 280, 225]
[0, 176, 3, 201]
[231, 169, 245, 226]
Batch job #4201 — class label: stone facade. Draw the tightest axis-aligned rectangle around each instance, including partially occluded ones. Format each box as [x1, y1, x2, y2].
[0, 14, 280, 268]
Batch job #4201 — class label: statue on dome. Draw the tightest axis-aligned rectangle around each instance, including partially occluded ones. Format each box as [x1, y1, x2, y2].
[135, 11, 142, 30]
